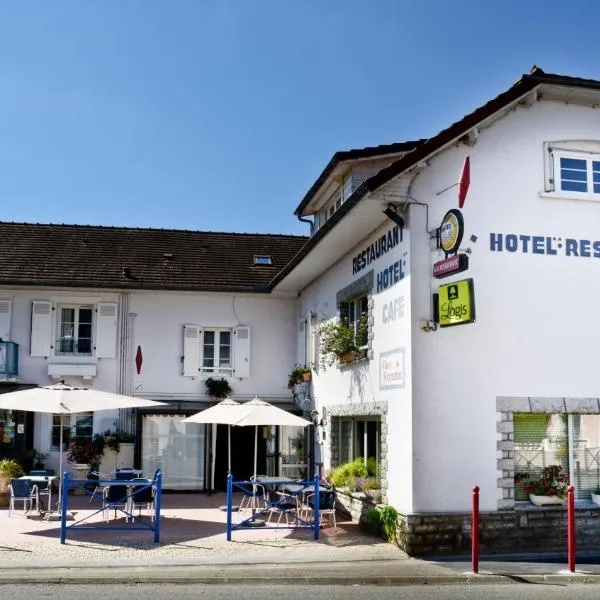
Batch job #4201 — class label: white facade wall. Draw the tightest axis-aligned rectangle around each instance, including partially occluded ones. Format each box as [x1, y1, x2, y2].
[408, 99, 600, 512]
[0, 287, 122, 473]
[298, 220, 413, 509]
[128, 290, 297, 401]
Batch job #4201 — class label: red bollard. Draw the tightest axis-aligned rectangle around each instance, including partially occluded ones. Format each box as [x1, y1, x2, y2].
[472, 485, 480, 574]
[567, 485, 575, 573]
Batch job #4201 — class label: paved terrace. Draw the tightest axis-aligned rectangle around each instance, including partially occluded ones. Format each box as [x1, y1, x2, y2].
[0, 492, 401, 567]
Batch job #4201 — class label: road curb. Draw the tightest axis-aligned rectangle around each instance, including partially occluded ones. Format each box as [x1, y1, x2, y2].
[1, 569, 600, 586]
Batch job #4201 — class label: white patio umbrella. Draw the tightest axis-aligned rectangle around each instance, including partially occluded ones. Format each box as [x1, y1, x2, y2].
[233, 397, 311, 483]
[182, 397, 245, 491]
[0, 382, 167, 512]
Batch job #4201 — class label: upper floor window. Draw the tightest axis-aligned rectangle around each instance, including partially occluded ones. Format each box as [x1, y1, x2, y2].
[202, 329, 232, 374]
[57, 305, 93, 356]
[182, 325, 251, 379]
[556, 152, 600, 194]
[545, 144, 600, 201]
[340, 294, 368, 349]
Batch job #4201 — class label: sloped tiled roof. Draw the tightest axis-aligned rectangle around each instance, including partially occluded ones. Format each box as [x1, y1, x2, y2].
[0, 222, 308, 292]
[294, 140, 425, 216]
[272, 67, 600, 288]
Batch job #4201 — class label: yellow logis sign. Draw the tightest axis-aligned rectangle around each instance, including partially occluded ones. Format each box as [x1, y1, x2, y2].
[437, 278, 475, 327]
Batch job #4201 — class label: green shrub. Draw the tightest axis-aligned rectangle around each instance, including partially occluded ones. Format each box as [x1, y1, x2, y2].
[366, 457, 378, 477]
[379, 505, 398, 543]
[366, 507, 382, 533]
[329, 457, 368, 488]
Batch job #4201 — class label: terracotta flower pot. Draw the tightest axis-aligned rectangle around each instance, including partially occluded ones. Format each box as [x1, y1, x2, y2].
[301, 372, 311, 382]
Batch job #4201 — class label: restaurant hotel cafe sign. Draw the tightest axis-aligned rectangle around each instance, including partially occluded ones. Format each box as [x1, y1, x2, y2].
[351, 225, 406, 293]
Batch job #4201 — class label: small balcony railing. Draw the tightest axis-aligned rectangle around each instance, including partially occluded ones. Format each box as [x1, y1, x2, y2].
[0, 341, 19, 378]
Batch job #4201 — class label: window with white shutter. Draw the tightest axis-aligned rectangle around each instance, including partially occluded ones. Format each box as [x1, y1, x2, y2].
[182, 325, 251, 378]
[233, 326, 250, 378]
[0, 300, 12, 341]
[31, 301, 53, 357]
[182, 325, 201, 376]
[95, 302, 118, 358]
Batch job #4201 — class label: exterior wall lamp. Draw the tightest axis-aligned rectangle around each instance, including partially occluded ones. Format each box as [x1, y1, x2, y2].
[383, 204, 405, 228]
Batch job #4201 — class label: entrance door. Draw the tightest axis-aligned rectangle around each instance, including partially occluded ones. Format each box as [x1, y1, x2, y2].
[141, 414, 205, 490]
[264, 426, 309, 480]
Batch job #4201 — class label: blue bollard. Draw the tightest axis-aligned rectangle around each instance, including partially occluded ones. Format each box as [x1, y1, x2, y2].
[60, 472, 69, 544]
[313, 474, 320, 541]
[226, 473, 233, 541]
[154, 470, 162, 543]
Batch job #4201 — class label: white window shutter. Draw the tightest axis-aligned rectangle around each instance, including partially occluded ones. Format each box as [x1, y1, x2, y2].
[0, 300, 11, 342]
[31, 301, 53, 357]
[233, 326, 251, 378]
[183, 325, 201, 376]
[296, 319, 306, 366]
[95, 302, 118, 358]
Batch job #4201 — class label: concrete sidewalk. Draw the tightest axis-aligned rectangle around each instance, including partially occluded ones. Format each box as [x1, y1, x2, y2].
[2, 493, 600, 585]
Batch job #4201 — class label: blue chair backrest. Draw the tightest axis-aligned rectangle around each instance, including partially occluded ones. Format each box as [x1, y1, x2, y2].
[29, 469, 54, 476]
[105, 484, 128, 503]
[10, 478, 32, 498]
[130, 478, 153, 503]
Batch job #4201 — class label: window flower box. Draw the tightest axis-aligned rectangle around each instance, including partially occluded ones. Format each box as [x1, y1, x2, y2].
[529, 494, 565, 506]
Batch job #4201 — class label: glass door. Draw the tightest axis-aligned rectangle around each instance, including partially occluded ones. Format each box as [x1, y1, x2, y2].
[141, 414, 205, 490]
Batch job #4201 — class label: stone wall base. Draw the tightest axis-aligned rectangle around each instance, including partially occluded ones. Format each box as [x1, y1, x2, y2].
[396, 506, 600, 557]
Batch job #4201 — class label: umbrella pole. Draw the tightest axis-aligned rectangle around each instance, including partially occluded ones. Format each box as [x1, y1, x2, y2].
[58, 414, 64, 511]
[251, 425, 258, 516]
[228, 425, 231, 474]
[211, 423, 217, 494]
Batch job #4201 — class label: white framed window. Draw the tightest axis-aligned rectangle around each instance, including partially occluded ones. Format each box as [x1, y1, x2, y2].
[56, 305, 93, 356]
[336, 417, 381, 478]
[51, 412, 93, 451]
[545, 145, 600, 200]
[340, 294, 369, 349]
[514, 412, 600, 501]
[202, 329, 232, 374]
[317, 186, 344, 231]
[182, 325, 251, 379]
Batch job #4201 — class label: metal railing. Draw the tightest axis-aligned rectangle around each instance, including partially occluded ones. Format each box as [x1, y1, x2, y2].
[0, 341, 18, 378]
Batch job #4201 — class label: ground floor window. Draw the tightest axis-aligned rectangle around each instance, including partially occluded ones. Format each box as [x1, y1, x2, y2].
[51, 412, 93, 451]
[514, 413, 600, 500]
[337, 417, 381, 478]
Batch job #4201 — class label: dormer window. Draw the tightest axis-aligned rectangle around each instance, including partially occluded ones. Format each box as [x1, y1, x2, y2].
[254, 255, 272, 265]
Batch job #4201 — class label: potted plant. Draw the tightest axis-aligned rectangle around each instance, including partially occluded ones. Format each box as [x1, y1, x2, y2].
[104, 430, 134, 454]
[318, 316, 368, 369]
[0, 458, 24, 506]
[522, 465, 569, 505]
[287, 366, 312, 389]
[205, 377, 233, 399]
[67, 436, 105, 494]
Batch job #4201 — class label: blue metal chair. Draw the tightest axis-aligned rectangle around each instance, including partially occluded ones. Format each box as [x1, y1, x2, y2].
[102, 484, 129, 522]
[9, 479, 38, 517]
[128, 478, 155, 521]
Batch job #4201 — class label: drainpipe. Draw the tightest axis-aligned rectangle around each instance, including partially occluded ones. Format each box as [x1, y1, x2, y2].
[297, 214, 313, 235]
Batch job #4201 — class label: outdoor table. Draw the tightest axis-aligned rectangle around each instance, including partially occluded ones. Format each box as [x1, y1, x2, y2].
[18, 475, 58, 513]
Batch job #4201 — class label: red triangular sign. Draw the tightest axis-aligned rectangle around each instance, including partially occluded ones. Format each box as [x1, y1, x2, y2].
[458, 156, 470, 208]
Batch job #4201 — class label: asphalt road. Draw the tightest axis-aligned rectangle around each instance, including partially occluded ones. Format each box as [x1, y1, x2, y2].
[1, 584, 600, 600]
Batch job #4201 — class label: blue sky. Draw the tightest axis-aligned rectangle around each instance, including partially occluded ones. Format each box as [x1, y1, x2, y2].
[2, 0, 600, 235]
